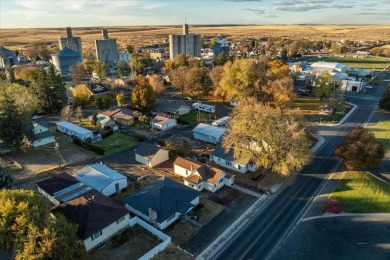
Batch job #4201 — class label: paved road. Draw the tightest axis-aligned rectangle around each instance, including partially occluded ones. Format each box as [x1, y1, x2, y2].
[213, 72, 390, 260]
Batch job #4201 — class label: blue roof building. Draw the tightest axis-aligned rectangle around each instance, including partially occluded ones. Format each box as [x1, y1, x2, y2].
[51, 47, 81, 75]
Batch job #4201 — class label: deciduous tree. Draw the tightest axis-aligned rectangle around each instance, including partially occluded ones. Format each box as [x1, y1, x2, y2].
[148, 74, 165, 94]
[335, 126, 384, 170]
[314, 71, 333, 101]
[116, 92, 125, 106]
[173, 54, 188, 67]
[61, 105, 73, 122]
[186, 67, 212, 97]
[72, 84, 91, 106]
[131, 76, 156, 112]
[75, 106, 83, 123]
[93, 61, 108, 80]
[379, 87, 390, 112]
[169, 66, 189, 93]
[69, 63, 87, 84]
[223, 102, 312, 176]
[130, 55, 148, 75]
[117, 60, 126, 78]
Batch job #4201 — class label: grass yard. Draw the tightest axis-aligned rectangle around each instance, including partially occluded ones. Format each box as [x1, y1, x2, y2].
[307, 56, 390, 69]
[368, 121, 390, 153]
[179, 111, 214, 125]
[78, 119, 100, 131]
[94, 132, 138, 155]
[330, 171, 390, 213]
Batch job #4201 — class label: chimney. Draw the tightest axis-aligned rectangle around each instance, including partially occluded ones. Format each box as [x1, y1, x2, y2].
[102, 29, 108, 39]
[66, 27, 73, 38]
[183, 24, 189, 35]
[190, 164, 193, 171]
[92, 195, 95, 200]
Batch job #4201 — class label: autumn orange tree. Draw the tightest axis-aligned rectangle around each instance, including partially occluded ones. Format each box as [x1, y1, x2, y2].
[72, 84, 91, 106]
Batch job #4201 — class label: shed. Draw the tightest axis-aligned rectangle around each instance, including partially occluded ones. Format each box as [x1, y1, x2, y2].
[75, 164, 127, 196]
[192, 123, 227, 144]
[151, 116, 177, 131]
[56, 121, 93, 141]
[134, 143, 169, 168]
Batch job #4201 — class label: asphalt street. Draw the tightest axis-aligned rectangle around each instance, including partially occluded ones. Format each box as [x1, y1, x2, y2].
[214, 72, 390, 260]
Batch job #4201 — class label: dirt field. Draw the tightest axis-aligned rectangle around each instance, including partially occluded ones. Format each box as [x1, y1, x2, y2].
[1, 25, 389, 52]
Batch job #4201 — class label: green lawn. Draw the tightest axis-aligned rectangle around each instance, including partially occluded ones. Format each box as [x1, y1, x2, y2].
[331, 171, 390, 213]
[368, 121, 390, 152]
[307, 56, 390, 69]
[179, 111, 214, 125]
[94, 132, 138, 155]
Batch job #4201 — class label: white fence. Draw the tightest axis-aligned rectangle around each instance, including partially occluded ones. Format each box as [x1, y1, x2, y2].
[129, 217, 171, 260]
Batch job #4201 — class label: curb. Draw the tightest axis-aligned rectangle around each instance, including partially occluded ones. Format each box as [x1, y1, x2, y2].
[317, 102, 358, 127]
[301, 213, 390, 222]
[310, 134, 325, 153]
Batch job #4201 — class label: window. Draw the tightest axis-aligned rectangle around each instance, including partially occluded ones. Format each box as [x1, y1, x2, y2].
[91, 230, 102, 241]
[116, 216, 125, 224]
[186, 170, 189, 175]
[219, 179, 224, 184]
[238, 165, 241, 170]
[225, 160, 232, 166]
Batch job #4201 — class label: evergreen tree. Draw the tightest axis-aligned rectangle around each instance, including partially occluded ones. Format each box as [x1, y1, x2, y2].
[0, 159, 13, 189]
[0, 89, 29, 152]
[131, 76, 156, 112]
[94, 97, 104, 110]
[31, 64, 66, 114]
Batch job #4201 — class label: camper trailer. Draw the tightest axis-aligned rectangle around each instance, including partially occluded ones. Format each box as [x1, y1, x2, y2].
[192, 103, 215, 113]
[212, 116, 231, 127]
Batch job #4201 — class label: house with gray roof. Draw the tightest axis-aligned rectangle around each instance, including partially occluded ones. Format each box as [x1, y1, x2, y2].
[51, 189, 129, 251]
[123, 177, 200, 230]
[210, 144, 256, 174]
[152, 101, 191, 116]
[192, 123, 227, 144]
[0, 46, 18, 68]
[75, 164, 127, 196]
[134, 143, 169, 168]
[36, 172, 91, 206]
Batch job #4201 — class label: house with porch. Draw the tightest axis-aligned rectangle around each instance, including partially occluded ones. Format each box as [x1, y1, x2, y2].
[173, 157, 234, 192]
[210, 144, 256, 174]
[31, 121, 55, 147]
[123, 177, 200, 230]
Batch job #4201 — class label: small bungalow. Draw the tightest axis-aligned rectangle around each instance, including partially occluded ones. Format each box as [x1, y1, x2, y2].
[123, 177, 200, 230]
[152, 101, 191, 116]
[134, 143, 169, 168]
[75, 164, 128, 196]
[192, 123, 227, 144]
[36, 172, 91, 206]
[210, 144, 256, 174]
[51, 189, 129, 251]
[56, 121, 93, 141]
[151, 115, 177, 131]
[173, 157, 234, 193]
[31, 121, 55, 147]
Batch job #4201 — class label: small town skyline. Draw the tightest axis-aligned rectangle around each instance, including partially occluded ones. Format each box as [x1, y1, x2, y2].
[1, 0, 389, 29]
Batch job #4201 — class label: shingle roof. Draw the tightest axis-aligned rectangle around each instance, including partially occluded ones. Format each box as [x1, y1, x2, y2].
[75, 164, 126, 191]
[51, 189, 128, 240]
[34, 130, 53, 141]
[36, 172, 79, 196]
[192, 123, 227, 138]
[99, 107, 121, 117]
[123, 177, 200, 223]
[134, 143, 164, 159]
[153, 101, 191, 114]
[173, 157, 203, 171]
[211, 144, 249, 165]
[152, 115, 170, 125]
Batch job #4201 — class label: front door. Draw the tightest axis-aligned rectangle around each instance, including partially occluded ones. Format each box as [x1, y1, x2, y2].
[115, 183, 119, 191]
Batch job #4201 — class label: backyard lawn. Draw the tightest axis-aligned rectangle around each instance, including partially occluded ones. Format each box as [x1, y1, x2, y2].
[307, 56, 390, 69]
[94, 132, 138, 155]
[368, 121, 390, 152]
[330, 171, 390, 213]
[179, 111, 214, 125]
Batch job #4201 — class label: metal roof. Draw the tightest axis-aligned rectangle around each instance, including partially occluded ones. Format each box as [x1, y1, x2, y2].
[75, 164, 126, 191]
[56, 121, 93, 135]
[192, 123, 227, 138]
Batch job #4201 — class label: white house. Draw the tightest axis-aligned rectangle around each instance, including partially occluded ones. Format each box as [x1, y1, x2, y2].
[173, 157, 234, 193]
[210, 144, 256, 174]
[36, 172, 92, 206]
[192, 123, 226, 144]
[124, 177, 200, 230]
[75, 164, 128, 196]
[51, 189, 129, 251]
[56, 121, 93, 141]
[151, 116, 177, 131]
[134, 143, 169, 168]
[32, 121, 55, 147]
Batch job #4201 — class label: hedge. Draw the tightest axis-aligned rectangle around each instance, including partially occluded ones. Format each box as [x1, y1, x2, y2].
[101, 128, 113, 139]
[73, 138, 104, 155]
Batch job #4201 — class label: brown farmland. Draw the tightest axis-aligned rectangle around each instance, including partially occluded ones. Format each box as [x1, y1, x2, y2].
[1, 24, 390, 52]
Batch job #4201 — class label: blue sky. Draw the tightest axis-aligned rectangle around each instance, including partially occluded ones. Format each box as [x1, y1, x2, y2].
[1, 0, 389, 28]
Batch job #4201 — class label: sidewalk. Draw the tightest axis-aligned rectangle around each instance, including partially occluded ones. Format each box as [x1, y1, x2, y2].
[230, 184, 263, 198]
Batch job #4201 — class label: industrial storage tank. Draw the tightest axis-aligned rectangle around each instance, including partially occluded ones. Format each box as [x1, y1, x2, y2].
[51, 47, 81, 75]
